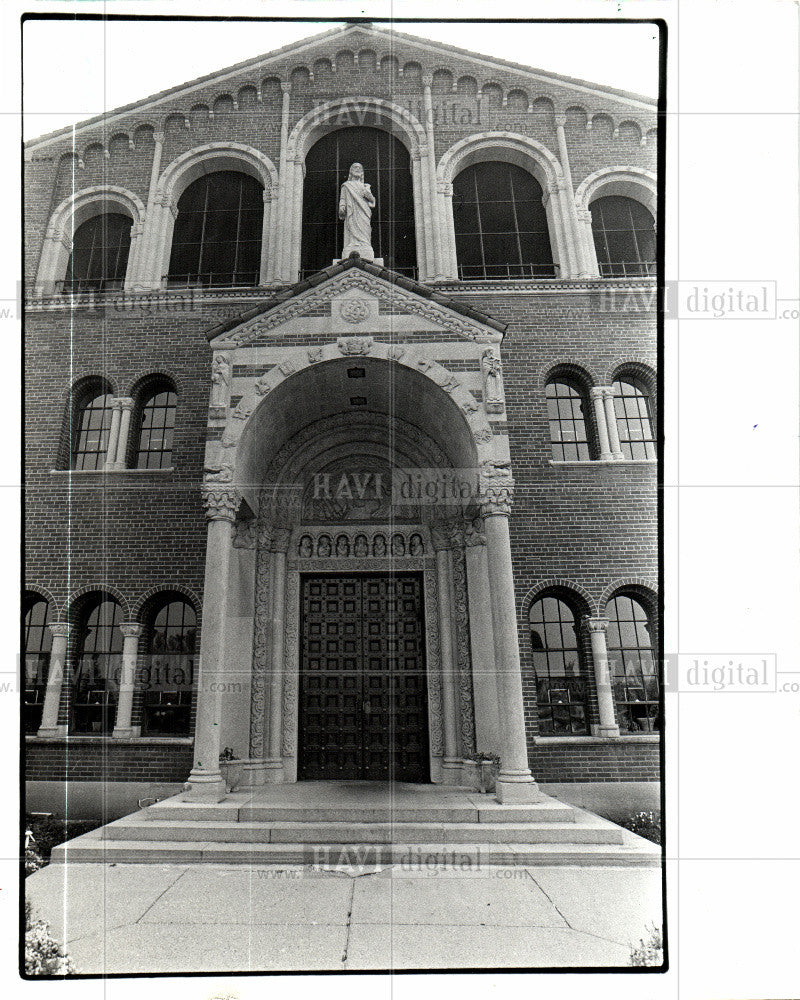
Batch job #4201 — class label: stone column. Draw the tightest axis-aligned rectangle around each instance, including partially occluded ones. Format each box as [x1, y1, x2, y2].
[411, 155, 429, 279]
[263, 188, 280, 284]
[432, 526, 462, 779]
[602, 386, 625, 460]
[275, 81, 292, 283]
[422, 76, 444, 279]
[479, 467, 540, 803]
[583, 616, 620, 737]
[112, 622, 143, 738]
[554, 113, 586, 277]
[575, 206, 601, 278]
[131, 130, 165, 290]
[438, 180, 459, 280]
[464, 522, 500, 752]
[589, 387, 614, 462]
[112, 397, 135, 470]
[266, 527, 290, 780]
[104, 399, 123, 469]
[38, 623, 69, 736]
[542, 182, 568, 280]
[184, 483, 240, 802]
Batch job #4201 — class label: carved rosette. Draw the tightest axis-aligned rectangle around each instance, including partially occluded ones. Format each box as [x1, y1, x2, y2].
[449, 528, 476, 757]
[337, 336, 374, 356]
[201, 484, 241, 522]
[281, 572, 301, 756]
[249, 540, 272, 758]
[423, 568, 444, 757]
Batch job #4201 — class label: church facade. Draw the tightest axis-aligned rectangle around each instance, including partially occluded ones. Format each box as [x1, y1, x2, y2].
[23, 23, 660, 819]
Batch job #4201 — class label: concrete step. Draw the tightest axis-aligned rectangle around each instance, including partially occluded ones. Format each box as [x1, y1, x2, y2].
[101, 818, 623, 845]
[52, 831, 659, 868]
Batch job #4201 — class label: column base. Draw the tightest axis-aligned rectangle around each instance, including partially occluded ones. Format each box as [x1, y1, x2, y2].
[263, 759, 286, 784]
[182, 769, 227, 803]
[441, 758, 463, 780]
[591, 724, 621, 738]
[241, 759, 267, 786]
[494, 770, 542, 804]
[111, 726, 141, 739]
[36, 725, 68, 738]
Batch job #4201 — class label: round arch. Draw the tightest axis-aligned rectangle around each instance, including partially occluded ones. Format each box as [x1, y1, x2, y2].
[62, 584, 132, 623]
[575, 166, 657, 220]
[598, 578, 658, 619]
[132, 584, 203, 625]
[520, 578, 598, 618]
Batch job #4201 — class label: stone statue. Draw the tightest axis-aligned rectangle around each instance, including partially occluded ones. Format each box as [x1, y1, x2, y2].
[210, 354, 231, 408]
[339, 162, 376, 260]
[482, 349, 505, 413]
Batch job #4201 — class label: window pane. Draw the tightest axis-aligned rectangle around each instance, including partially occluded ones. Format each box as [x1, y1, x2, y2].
[591, 196, 656, 276]
[607, 595, 659, 732]
[529, 596, 588, 733]
[135, 388, 176, 469]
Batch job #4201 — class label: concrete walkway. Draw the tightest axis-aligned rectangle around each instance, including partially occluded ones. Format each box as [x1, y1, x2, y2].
[26, 861, 663, 972]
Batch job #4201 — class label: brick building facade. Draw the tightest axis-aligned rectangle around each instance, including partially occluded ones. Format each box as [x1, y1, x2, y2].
[23, 23, 660, 820]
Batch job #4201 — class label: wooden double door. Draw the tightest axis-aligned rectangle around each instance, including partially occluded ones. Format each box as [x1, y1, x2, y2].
[298, 573, 429, 781]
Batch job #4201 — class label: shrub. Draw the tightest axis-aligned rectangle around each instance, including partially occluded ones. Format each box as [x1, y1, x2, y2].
[629, 924, 663, 966]
[25, 815, 102, 870]
[25, 830, 44, 876]
[619, 809, 661, 845]
[24, 900, 76, 976]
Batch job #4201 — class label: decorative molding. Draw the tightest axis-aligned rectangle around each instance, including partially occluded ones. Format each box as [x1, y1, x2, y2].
[249, 542, 271, 758]
[281, 571, 301, 756]
[423, 567, 444, 758]
[450, 536, 476, 756]
[295, 526, 426, 559]
[338, 298, 370, 324]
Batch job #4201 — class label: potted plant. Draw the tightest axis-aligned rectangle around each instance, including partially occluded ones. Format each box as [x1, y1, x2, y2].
[218, 747, 243, 792]
[474, 751, 500, 794]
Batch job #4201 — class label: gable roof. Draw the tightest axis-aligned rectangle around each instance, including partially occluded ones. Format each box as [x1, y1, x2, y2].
[26, 20, 656, 149]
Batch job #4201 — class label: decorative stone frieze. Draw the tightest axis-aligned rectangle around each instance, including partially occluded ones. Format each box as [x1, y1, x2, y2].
[201, 484, 241, 521]
[337, 335, 374, 355]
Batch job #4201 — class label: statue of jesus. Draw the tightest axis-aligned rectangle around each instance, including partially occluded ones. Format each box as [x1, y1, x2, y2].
[339, 162, 376, 260]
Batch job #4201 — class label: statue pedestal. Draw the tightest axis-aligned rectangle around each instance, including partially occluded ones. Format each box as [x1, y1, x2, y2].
[334, 258, 384, 267]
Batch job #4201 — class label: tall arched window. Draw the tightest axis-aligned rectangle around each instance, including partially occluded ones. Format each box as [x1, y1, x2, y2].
[133, 380, 177, 469]
[529, 595, 588, 734]
[23, 593, 52, 734]
[62, 213, 132, 293]
[612, 375, 656, 459]
[167, 171, 263, 287]
[590, 196, 655, 277]
[606, 594, 659, 732]
[142, 597, 196, 736]
[453, 161, 554, 279]
[546, 378, 592, 461]
[71, 382, 114, 471]
[301, 126, 416, 277]
[72, 595, 123, 734]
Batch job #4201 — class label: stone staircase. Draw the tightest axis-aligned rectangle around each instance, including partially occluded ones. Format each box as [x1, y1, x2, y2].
[51, 782, 660, 868]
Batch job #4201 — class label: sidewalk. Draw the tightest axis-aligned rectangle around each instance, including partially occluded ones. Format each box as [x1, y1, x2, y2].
[26, 861, 663, 972]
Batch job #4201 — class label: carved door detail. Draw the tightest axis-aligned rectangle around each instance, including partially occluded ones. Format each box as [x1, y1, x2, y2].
[298, 573, 429, 781]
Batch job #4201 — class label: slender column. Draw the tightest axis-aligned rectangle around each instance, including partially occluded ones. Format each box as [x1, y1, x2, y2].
[464, 522, 500, 752]
[275, 82, 292, 283]
[583, 617, 620, 737]
[575, 206, 600, 278]
[112, 623, 143, 738]
[479, 468, 540, 803]
[542, 183, 568, 280]
[432, 527, 461, 778]
[589, 387, 614, 461]
[184, 484, 241, 801]
[112, 397, 135, 469]
[411, 155, 429, 279]
[258, 188, 271, 285]
[554, 114, 586, 277]
[104, 399, 123, 469]
[602, 386, 625, 460]
[266, 527, 290, 779]
[130, 130, 164, 289]
[38, 623, 69, 736]
[438, 180, 458, 279]
[289, 158, 305, 281]
[263, 188, 280, 284]
[422, 76, 444, 279]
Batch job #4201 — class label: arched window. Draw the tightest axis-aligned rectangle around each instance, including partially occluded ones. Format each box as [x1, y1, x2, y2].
[23, 593, 52, 734]
[529, 596, 588, 735]
[71, 383, 114, 471]
[301, 126, 416, 277]
[72, 596, 123, 734]
[546, 379, 592, 461]
[612, 375, 656, 459]
[606, 594, 659, 732]
[61, 213, 132, 293]
[452, 161, 554, 279]
[133, 381, 177, 469]
[167, 171, 263, 287]
[590, 196, 655, 277]
[142, 597, 196, 736]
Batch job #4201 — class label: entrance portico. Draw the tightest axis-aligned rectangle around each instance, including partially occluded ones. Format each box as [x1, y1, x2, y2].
[184, 258, 540, 804]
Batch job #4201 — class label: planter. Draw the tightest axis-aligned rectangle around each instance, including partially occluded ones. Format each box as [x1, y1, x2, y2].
[478, 760, 498, 794]
[219, 760, 244, 792]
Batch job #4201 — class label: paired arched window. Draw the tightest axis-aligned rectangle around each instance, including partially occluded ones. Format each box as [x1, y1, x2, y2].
[71, 595, 123, 734]
[529, 595, 588, 735]
[141, 596, 196, 736]
[167, 170, 263, 287]
[606, 593, 659, 732]
[612, 375, 656, 459]
[70, 380, 114, 471]
[24, 593, 52, 734]
[61, 213, 132, 294]
[453, 161, 554, 279]
[132, 379, 177, 469]
[301, 126, 416, 277]
[545, 378, 592, 461]
[590, 195, 655, 277]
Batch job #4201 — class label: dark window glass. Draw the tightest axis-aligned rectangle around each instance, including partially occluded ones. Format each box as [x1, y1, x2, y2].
[546, 380, 591, 461]
[607, 595, 659, 732]
[72, 598, 123, 734]
[142, 600, 196, 736]
[168, 171, 263, 287]
[529, 597, 588, 735]
[63, 213, 132, 293]
[301, 126, 416, 277]
[135, 388, 177, 469]
[453, 161, 555, 279]
[71, 390, 114, 470]
[613, 376, 656, 460]
[23, 594, 52, 734]
[590, 195, 656, 277]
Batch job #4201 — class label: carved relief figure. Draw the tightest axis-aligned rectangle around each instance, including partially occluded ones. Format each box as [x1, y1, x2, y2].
[391, 533, 406, 557]
[335, 534, 350, 558]
[372, 534, 387, 557]
[210, 354, 231, 407]
[339, 162, 376, 260]
[409, 533, 425, 556]
[298, 535, 313, 558]
[317, 535, 332, 558]
[353, 534, 369, 557]
[482, 349, 505, 412]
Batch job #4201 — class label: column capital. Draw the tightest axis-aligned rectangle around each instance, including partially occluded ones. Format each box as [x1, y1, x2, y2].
[430, 525, 452, 552]
[119, 622, 143, 639]
[554, 113, 567, 127]
[583, 615, 610, 635]
[202, 484, 241, 522]
[48, 622, 70, 639]
[116, 397, 135, 412]
[152, 131, 165, 145]
[590, 385, 615, 401]
[280, 81, 292, 95]
[422, 73, 433, 89]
